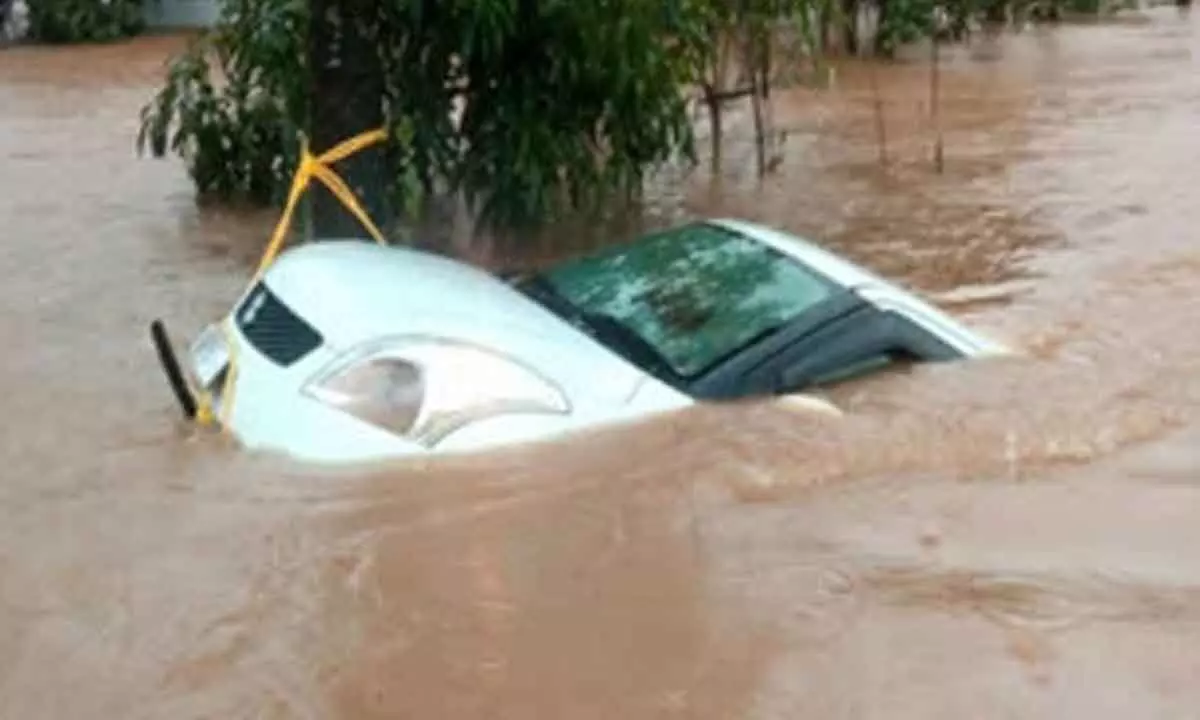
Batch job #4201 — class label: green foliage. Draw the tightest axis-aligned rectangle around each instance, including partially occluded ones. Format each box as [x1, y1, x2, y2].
[137, 0, 307, 204]
[138, 0, 704, 234]
[875, 0, 939, 55]
[1061, 0, 1103, 13]
[28, 0, 145, 43]
[873, 0, 1098, 57]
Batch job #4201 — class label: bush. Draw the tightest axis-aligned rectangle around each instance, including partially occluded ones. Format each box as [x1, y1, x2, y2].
[137, 0, 308, 206]
[28, 0, 144, 43]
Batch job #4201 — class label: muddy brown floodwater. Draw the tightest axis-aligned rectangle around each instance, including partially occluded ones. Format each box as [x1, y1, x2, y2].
[3, 9, 1200, 718]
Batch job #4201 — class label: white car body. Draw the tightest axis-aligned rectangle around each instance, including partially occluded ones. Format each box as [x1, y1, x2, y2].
[183, 219, 1006, 464]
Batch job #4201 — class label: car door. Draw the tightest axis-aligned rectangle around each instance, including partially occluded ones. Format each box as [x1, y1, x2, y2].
[750, 304, 963, 394]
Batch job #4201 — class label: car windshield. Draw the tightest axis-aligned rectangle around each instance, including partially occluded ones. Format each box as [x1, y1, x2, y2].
[524, 223, 838, 378]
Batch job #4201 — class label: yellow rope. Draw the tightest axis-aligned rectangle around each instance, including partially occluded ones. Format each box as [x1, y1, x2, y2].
[254, 128, 390, 279]
[215, 318, 241, 428]
[194, 127, 389, 430]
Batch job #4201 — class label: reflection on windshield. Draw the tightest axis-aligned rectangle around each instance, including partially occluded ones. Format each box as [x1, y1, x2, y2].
[532, 223, 837, 377]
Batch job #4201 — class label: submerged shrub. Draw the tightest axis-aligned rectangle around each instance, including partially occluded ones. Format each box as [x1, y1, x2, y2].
[27, 0, 145, 43]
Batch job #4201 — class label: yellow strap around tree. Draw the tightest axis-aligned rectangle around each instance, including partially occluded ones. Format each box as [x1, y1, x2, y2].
[254, 128, 390, 280]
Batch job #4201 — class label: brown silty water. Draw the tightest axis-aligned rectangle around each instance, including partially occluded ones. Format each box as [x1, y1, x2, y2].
[2, 9, 1199, 717]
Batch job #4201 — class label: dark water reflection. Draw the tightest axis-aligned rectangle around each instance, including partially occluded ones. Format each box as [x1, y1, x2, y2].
[3, 9, 1200, 718]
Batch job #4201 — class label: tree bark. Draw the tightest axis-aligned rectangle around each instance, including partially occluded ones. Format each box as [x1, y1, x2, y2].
[930, 32, 943, 173]
[984, 0, 1008, 25]
[842, 0, 860, 55]
[818, 1, 832, 54]
[704, 84, 723, 174]
[868, 59, 888, 166]
[307, 0, 389, 240]
[873, 0, 891, 57]
[747, 32, 769, 178]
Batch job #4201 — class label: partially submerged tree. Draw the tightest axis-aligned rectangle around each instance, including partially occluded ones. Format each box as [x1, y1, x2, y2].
[138, 0, 702, 243]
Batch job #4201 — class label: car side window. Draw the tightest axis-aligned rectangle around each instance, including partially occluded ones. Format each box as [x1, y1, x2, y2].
[772, 308, 959, 393]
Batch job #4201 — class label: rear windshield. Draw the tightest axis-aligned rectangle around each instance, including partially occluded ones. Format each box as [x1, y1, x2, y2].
[531, 223, 837, 377]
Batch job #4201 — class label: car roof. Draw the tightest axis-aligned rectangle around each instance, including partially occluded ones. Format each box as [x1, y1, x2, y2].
[704, 218, 888, 289]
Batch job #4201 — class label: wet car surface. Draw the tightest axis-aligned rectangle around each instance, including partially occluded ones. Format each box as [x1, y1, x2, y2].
[173, 218, 1002, 463]
[2, 10, 1200, 718]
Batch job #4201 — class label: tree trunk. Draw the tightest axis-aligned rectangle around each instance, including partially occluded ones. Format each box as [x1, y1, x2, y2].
[930, 32, 943, 173]
[307, 0, 389, 240]
[868, 60, 888, 166]
[873, 0, 891, 56]
[705, 29, 733, 175]
[749, 73, 766, 179]
[762, 36, 780, 173]
[745, 31, 767, 178]
[818, 1, 832, 54]
[984, 0, 1007, 25]
[842, 0, 860, 55]
[704, 84, 723, 174]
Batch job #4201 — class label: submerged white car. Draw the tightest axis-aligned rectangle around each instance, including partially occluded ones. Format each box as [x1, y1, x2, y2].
[151, 219, 1006, 463]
